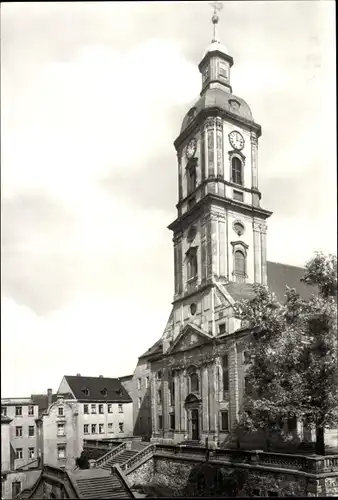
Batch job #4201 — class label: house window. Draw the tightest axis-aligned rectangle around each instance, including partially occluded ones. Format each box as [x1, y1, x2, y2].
[108, 404, 113, 413]
[28, 426, 35, 437]
[1, 407, 7, 416]
[186, 247, 198, 280]
[118, 404, 123, 413]
[84, 404, 89, 414]
[190, 373, 199, 392]
[12, 482, 21, 498]
[58, 407, 64, 416]
[157, 390, 162, 405]
[158, 415, 163, 430]
[84, 424, 89, 435]
[99, 424, 104, 434]
[16, 426, 23, 437]
[145, 376, 149, 388]
[169, 413, 175, 430]
[187, 164, 197, 194]
[231, 157, 243, 185]
[57, 423, 65, 436]
[137, 378, 141, 390]
[119, 422, 124, 433]
[223, 354, 229, 393]
[169, 380, 175, 406]
[233, 190, 244, 202]
[28, 406, 34, 416]
[138, 397, 142, 409]
[220, 410, 229, 431]
[16, 448, 23, 459]
[91, 424, 97, 434]
[101, 388, 108, 397]
[108, 423, 113, 433]
[235, 250, 245, 277]
[218, 323, 226, 335]
[98, 404, 104, 414]
[57, 446, 66, 459]
[15, 406, 22, 416]
[157, 370, 162, 380]
[91, 404, 96, 414]
[287, 415, 297, 431]
[28, 447, 35, 459]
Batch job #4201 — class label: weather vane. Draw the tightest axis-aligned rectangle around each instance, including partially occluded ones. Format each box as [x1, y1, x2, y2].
[208, 1, 224, 42]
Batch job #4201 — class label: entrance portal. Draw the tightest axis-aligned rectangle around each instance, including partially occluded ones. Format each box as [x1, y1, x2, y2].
[191, 409, 199, 441]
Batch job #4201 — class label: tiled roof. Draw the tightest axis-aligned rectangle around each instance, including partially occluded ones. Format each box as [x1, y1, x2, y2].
[1, 414, 12, 424]
[225, 282, 257, 302]
[70, 468, 134, 499]
[31, 394, 58, 415]
[64, 376, 132, 403]
[267, 261, 318, 302]
[139, 339, 163, 359]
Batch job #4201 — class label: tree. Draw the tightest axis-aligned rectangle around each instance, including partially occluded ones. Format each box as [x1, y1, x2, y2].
[75, 451, 90, 469]
[234, 252, 338, 455]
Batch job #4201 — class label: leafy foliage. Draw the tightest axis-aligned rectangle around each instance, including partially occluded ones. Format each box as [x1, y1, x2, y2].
[183, 463, 248, 497]
[235, 253, 338, 455]
[75, 451, 90, 469]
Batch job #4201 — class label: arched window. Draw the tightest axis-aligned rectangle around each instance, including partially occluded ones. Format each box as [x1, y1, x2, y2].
[187, 247, 198, 280]
[235, 250, 245, 276]
[231, 157, 243, 185]
[190, 373, 199, 393]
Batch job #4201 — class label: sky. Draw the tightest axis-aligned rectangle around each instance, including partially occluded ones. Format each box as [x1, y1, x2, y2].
[1, 1, 336, 397]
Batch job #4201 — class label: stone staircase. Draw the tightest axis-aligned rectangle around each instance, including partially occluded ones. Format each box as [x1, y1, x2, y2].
[182, 440, 203, 447]
[101, 450, 139, 470]
[75, 474, 132, 499]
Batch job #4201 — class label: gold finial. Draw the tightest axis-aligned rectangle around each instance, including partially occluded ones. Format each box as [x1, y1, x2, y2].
[208, 1, 223, 42]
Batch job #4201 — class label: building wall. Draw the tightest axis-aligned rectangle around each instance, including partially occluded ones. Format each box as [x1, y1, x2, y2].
[123, 361, 152, 439]
[1, 400, 39, 469]
[1, 420, 12, 472]
[42, 397, 80, 470]
[2, 470, 41, 500]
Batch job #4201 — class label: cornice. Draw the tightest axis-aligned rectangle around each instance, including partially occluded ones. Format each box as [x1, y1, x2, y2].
[174, 107, 262, 151]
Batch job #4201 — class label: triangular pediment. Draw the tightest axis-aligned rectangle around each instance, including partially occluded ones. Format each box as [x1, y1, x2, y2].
[166, 323, 213, 355]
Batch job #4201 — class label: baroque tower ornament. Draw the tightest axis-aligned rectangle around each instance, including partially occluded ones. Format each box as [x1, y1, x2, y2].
[209, 1, 224, 42]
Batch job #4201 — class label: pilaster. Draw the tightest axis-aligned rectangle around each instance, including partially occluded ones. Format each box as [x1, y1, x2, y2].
[260, 223, 268, 285]
[229, 342, 239, 429]
[202, 366, 209, 432]
[250, 132, 260, 207]
[151, 372, 158, 436]
[163, 369, 169, 434]
[174, 372, 181, 432]
[180, 370, 188, 433]
[253, 221, 261, 283]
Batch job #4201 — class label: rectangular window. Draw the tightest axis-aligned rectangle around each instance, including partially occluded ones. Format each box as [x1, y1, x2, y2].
[218, 323, 226, 335]
[28, 447, 35, 459]
[16, 426, 23, 437]
[15, 406, 22, 416]
[58, 407, 64, 416]
[219, 62, 228, 79]
[118, 404, 123, 413]
[169, 413, 175, 430]
[12, 482, 21, 498]
[57, 446, 66, 459]
[1, 407, 7, 416]
[223, 354, 229, 393]
[220, 411, 229, 432]
[157, 370, 162, 380]
[99, 424, 104, 434]
[287, 415, 297, 431]
[138, 397, 142, 409]
[84, 424, 89, 435]
[28, 406, 34, 416]
[137, 378, 141, 390]
[108, 423, 113, 433]
[187, 165, 197, 194]
[83, 404, 89, 414]
[233, 190, 244, 202]
[98, 404, 104, 414]
[16, 448, 23, 459]
[91, 424, 97, 434]
[91, 404, 96, 414]
[108, 404, 113, 413]
[119, 422, 124, 433]
[28, 426, 35, 437]
[157, 390, 162, 405]
[145, 376, 149, 388]
[57, 423, 65, 436]
[158, 415, 163, 430]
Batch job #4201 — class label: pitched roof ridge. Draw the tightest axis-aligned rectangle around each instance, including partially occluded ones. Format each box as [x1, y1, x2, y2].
[267, 260, 305, 270]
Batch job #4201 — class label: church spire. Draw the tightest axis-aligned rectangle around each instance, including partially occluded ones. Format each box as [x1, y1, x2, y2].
[209, 1, 223, 43]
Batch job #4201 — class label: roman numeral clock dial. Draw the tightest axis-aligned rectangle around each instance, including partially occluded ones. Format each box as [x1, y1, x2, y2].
[229, 130, 245, 151]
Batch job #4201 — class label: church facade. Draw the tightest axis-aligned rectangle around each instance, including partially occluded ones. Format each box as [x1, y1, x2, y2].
[124, 13, 337, 450]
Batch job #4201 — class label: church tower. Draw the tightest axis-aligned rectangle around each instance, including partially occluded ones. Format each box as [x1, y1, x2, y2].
[162, 3, 272, 349]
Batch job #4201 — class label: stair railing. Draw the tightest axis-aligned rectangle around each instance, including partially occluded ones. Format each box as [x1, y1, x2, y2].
[95, 441, 127, 468]
[120, 443, 156, 473]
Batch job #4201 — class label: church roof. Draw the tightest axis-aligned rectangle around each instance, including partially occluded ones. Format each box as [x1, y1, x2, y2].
[63, 375, 132, 403]
[267, 261, 318, 302]
[180, 88, 253, 134]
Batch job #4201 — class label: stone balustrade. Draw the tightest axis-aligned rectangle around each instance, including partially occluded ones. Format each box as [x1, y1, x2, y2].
[121, 444, 156, 472]
[95, 442, 127, 468]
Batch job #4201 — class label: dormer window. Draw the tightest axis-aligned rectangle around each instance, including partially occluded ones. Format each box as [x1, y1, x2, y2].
[82, 388, 90, 396]
[101, 388, 108, 397]
[115, 389, 122, 397]
[186, 247, 198, 280]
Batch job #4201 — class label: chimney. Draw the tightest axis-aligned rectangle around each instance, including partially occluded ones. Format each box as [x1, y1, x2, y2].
[99, 375, 103, 378]
[47, 388, 53, 407]
[76, 373, 81, 376]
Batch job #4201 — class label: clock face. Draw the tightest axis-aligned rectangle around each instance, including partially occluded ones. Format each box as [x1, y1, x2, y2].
[186, 139, 197, 159]
[229, 130, 245, 151]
